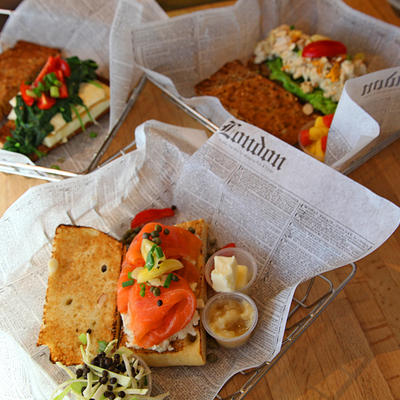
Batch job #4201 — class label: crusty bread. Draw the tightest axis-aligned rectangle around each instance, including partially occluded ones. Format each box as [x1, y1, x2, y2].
[195, 60, 317, 145]
[121, 219, 208, 367]
[37, 225, 123, 365]
[0, 41, 60, 120]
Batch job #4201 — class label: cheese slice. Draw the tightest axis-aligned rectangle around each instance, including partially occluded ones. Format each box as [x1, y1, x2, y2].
[8, 80, 110, 148]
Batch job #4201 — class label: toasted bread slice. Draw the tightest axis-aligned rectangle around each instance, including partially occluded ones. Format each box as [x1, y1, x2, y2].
[120, 219, 208, 367]
[0, 41, 60, 120]
[195, 60, 317, 145]
[37, 225, 123, 365]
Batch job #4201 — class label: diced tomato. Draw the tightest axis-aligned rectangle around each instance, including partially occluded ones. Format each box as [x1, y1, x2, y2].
[34, 56, 58, 85]
[20, 83, 35, 106]
[322, 114, 334, 128]
[321, 135, 328, 152]
[299, 129, 312, 147]
[302, 40, 347, 59]
[55, 69, 65, 83]
[37, 92, 56, 110]
[58, 83, 69, 98]
[59, 58, 71, 77]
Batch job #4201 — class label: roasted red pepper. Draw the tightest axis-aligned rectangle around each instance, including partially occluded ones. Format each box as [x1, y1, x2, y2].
[37, 92, 56, 110]
[221, 242, 236, 249]
[299, 129, 312, 147]
[20, 83, 35, 106]
[130, 207, 176, 229]
[302, 40, 347, 59]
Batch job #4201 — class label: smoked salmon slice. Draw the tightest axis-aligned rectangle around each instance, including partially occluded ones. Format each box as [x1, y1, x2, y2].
[128, 278, 196, 348]
[117, 222, 201, 347]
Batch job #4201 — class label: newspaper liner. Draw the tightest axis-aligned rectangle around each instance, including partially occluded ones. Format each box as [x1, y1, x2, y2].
[0, 120, 399, 400]
[0, 0, 166, 173]
[110, 0, 400, 172]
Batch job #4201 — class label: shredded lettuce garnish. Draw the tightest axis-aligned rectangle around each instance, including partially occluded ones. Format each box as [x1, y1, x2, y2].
[50, 333, 169, 400]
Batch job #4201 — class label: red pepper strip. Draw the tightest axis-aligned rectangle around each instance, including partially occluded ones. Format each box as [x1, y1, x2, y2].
[322, 114, 334, 128]
[20, 83, 35, 107]
[34, 56, 59, 85]
[37, 92, 56, 110]
[302, 40, 347, 59]
[130, 207, 175, 229]
[221, 242, 236, 249]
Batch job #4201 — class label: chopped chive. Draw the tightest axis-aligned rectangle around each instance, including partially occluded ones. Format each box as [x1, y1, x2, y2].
[50, 86, 60, 98]
[143, 232, 150, 239]
[140, 283, 146, 297]
[151, 231, 159, 238]
[89, 80, 103, 88]
[163, 273, 173, 288]
[89, 131, 98, 138]
[25, 89, 38, 99]
[127, 271, 133, 279]
[50, 164, 60, 170]
[71, 104, 85, 131]
[155, 246, 164, 259]
[122, 279, 134, 288]
[164, 228, 170, 235]
[78, 333, 87, 345]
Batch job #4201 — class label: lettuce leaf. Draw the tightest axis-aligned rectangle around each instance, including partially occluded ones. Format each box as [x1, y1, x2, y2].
[266, 57, 337, 115]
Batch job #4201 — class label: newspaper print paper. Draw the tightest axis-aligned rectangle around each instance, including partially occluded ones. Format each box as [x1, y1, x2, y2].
[110, 0, 400, 172]
[0, 120, 399, 400]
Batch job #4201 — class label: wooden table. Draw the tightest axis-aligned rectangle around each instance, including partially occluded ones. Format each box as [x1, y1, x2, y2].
[1, 1, 400, 399]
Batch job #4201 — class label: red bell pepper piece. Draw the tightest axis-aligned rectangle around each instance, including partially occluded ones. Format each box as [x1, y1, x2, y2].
[322, 114, 334, 128]
[302, 40, 347, 59]
[321, 135, 328, 153]
[37, 92, 56, 110]
[299, 129, 312, 147]
[220, 243, 236, 249]
[20, 83, 35, 106]
[130, 207, 176, 229]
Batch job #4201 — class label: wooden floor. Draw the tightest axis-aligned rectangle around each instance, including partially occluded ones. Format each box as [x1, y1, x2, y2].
[1, 1, 400, 399]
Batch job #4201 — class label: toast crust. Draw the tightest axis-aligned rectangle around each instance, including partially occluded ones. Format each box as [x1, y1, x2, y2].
[120, 219, 208, 367]
[37, 225, 123, 365]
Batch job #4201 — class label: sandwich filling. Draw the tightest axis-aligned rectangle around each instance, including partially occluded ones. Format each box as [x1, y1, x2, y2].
[118, 223, 202, 352]
[2, 55, 109, 157]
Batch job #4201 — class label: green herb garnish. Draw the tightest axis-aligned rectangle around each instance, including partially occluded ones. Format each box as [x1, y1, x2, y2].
[163, 273, 173, 288]
[89, 131, 98, 138]
[122, 279, 134, 288]
[140, 283, 146, 297]
[78, 333, 87, 345]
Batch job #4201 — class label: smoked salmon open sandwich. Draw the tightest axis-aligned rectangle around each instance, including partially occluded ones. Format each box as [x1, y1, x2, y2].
[38, 219, 208, 368]
[118, 219, 208, 367]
